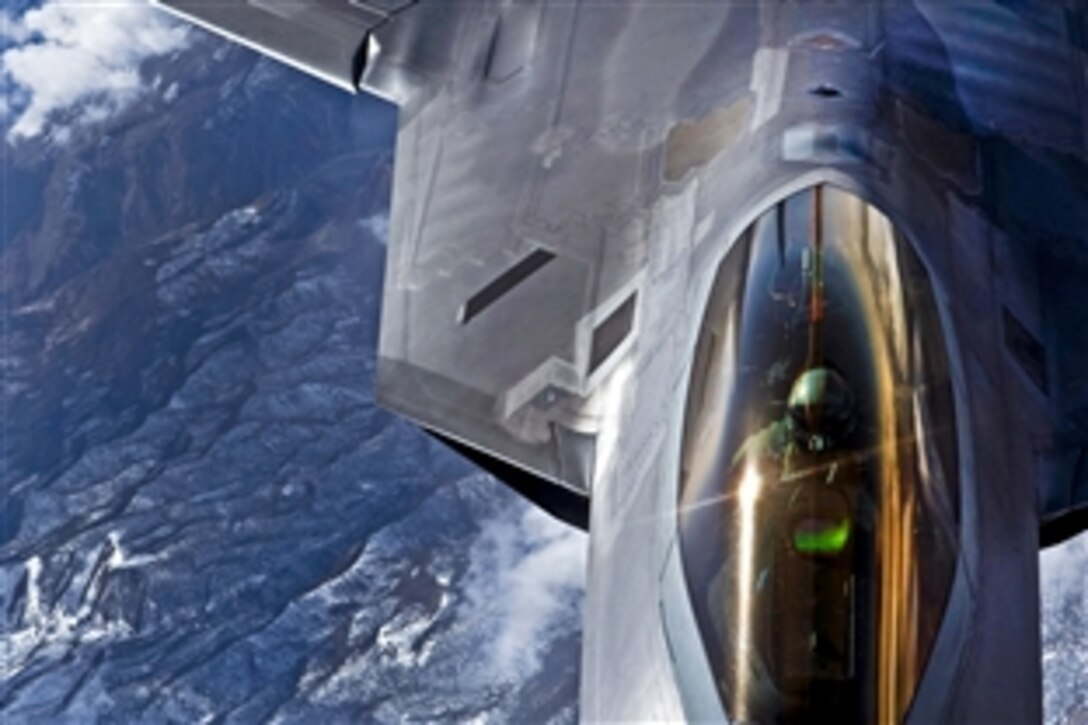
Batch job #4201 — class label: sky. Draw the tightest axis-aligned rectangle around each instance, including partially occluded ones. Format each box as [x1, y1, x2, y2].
[1, 0, 1085, 720]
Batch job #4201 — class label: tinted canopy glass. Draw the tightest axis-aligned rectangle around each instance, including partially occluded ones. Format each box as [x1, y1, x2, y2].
[678, 186, 960, 723]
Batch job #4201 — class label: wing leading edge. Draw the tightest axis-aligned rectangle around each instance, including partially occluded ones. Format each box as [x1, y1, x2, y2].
[153, 0, 413, 92]
[154, 0, 596, 519]
[156, 0, 1088, 547]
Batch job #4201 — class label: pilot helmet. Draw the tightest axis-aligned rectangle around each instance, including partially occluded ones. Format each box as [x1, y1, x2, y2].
[786, 367, 856, 452]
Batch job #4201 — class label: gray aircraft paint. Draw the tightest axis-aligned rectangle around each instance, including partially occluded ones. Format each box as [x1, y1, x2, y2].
[155, 1, 1088, 721]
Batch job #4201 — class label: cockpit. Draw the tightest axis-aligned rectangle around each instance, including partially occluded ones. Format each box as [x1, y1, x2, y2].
[677, 186, 960, 722]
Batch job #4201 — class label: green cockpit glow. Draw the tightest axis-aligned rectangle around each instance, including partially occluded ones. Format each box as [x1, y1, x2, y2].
[792, 518, 851, 554]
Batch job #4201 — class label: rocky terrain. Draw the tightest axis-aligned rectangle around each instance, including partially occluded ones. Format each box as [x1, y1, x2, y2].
[1, 36, 583, 723]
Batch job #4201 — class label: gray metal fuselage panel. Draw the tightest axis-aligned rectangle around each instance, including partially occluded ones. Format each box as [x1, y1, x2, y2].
[155, 0, 1088, 720]
[369, 1, 1088, 720]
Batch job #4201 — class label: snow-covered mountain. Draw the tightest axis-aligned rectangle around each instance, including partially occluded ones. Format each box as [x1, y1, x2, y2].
[1, 32, 583, 722]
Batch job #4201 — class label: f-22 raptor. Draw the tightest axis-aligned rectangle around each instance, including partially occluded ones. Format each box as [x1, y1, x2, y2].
[155, 1, 1088, 721]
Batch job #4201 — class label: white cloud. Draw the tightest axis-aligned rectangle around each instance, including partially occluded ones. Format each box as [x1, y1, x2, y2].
[465, 503, 587, 680]
[1, 1, 189, 142]
[360, 213, 390, 245]
[1, 9, 32, 44]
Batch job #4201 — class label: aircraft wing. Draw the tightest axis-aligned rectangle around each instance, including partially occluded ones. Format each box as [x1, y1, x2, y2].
[150, 1, 762, 523]
[905, 1, 1088, 546]
[154, 0, 1088, 540]
[368, 3, 762, 516]
[152, 1, 418, 92]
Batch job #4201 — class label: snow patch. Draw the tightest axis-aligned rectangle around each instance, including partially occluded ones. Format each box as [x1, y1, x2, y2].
[106, 529, 161, 570]
[375, 595, 448, 669]
[0, 547, 134, 680]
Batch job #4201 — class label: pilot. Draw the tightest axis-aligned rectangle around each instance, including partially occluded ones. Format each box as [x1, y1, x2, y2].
[733, 365, 858, 473]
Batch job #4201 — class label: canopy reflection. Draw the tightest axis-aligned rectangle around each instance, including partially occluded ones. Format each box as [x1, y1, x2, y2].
[678, 186, 960, 723]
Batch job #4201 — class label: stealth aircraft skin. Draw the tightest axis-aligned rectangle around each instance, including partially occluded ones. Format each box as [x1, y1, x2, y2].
[154, 1, 1088, 721]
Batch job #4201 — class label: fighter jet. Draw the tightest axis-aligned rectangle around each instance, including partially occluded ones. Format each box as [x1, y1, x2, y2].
[153, 1, 1088, 721]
